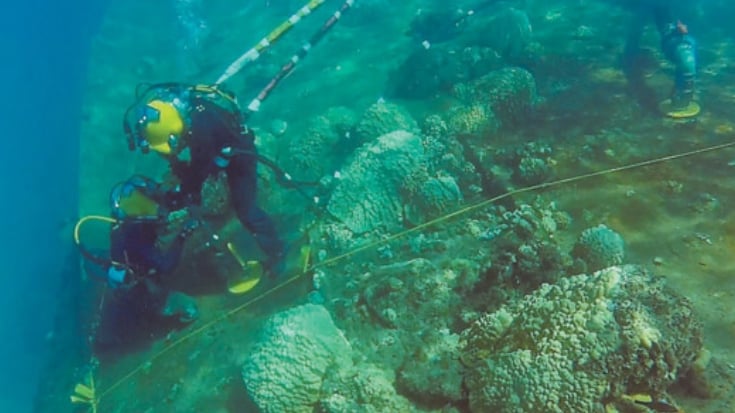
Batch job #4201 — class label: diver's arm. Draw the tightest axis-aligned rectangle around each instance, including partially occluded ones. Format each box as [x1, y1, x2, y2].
[109, 222, 182, 281]
[107, 225, 134, 288]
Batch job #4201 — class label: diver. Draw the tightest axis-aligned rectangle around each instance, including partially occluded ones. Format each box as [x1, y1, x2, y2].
[104, 175, 200, 323]
[622, 0, 699, 118]
[124, 83, 286, 278]
[85, 175, 200, 351]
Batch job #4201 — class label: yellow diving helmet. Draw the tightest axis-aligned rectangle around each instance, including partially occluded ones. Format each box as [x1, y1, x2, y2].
[110, 176, 162, 221]
[138, 99, 184, 155]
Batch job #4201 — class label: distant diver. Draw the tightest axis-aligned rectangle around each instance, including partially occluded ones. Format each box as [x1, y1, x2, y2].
[621, 0, 699, 118]
[408, 1, 700, 119]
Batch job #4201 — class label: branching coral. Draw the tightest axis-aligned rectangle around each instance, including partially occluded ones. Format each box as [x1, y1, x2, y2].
[479, 199, 573, 297]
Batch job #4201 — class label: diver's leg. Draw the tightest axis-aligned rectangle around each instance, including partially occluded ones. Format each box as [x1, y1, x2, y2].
[655, 3, 697, 109]
[621, 4, 661, 112]
[227, 151, 285, 276]
[243, 205, 286, 277]
[624, 6, 648, 58]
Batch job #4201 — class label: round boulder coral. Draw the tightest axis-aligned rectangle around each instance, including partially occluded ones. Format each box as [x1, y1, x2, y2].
[287, 113, 344, 180]
[326, 130, 427, 234]
[453, 67, 537, 127]
[573, 224, 626, 272]
[242, 304, 352, 413]
[353, 102, 419, 143]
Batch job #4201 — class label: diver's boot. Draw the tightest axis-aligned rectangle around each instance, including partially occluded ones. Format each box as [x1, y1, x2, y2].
[160, 291, 199, 323]
[263, 250, 287, 280]
[264, 242, 312, 281]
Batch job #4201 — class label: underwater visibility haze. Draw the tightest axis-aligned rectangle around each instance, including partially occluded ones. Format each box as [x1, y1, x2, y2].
[14, 0, 735, 412]
[0, 0, 108, 412]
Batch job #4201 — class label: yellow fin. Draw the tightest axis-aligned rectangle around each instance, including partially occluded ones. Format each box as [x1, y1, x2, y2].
[622, 393, 653, 403]
[228, 276, 261, 294]
[70, 395, 91, 404]
[73, 383, 95, 399]
[227, 260, 262, 294]
[299, 245, 312, 273]
[660, 100, 700, 119]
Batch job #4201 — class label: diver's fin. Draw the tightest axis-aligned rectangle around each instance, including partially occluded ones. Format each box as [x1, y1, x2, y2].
[70, 394, 90, 404]
[227, 272, 261, 294]
[660, 99, 700, 119]
[73, 383, 95, 400]
[225, 236, 313, 294]
[297, 244, 312, 274]
[70, 375, 97, 411]
[226, 242, 262, 295]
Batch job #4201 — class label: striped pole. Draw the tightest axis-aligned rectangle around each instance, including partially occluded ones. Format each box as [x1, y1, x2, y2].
[245, 0, 355, 116]
[215, 0, 328, 86]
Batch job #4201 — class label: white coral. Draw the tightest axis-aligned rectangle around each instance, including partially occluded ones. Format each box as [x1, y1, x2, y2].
[242, 304, 352, 413]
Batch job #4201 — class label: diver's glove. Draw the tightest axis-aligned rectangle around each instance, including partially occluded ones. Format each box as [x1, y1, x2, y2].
[162, 183, 200, 211]
[106, 265, 130, 289]
[177, 218, 201, 240]
[166, 208, 190, 224]
[160, 291, 199, 323]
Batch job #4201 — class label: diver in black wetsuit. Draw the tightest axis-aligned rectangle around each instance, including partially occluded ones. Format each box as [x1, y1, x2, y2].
[84, 175, 199, 350]
[124, 83, 286, 277]
[103, 175, 200, 324]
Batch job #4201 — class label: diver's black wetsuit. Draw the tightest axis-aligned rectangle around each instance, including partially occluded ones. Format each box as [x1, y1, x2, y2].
[168, 97, 285, 269]
[110, 220, 184, 276]
[95, 220, 194, 350]
[107, 220, 189, 316]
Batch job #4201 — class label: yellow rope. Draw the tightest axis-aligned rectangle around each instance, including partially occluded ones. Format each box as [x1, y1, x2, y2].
[313, 139, 735, 269]
[92, 139, 735, 406]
